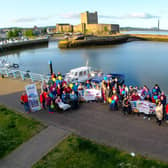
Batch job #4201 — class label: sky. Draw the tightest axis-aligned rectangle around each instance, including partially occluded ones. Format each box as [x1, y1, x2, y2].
[1, 0, 168, 29]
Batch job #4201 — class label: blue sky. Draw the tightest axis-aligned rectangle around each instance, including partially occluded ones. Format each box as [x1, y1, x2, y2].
[1, 0, 168, 29]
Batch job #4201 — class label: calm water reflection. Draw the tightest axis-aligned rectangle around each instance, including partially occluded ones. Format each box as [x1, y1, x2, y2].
[1, 41, 168, 93]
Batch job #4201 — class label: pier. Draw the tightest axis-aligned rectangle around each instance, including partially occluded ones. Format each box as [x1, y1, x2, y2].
[0, 38, 49, 52]
[58, 35, 129, 48]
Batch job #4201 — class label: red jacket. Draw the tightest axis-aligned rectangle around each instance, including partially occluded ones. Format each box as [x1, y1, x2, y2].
[166, 104, 168, 114]
[20, 94, 28, 103]
[111, 95, 119, 102]
[40, 94, 43, 103]
[40, 92, 47, 103]
[131, 95, 140, 101]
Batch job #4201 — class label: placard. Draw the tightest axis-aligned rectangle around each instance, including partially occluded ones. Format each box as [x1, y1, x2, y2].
[79, 89, 102, 101]
[25, 84, 41, 112]
[130, 101, 156, 115]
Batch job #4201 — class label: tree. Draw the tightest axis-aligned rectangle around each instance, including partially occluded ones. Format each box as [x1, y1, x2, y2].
[13, 29, 20, 37]
[7, 31, 14, 38]
[43, 28, 47, 34]
[24, 30, 33, 37]
[104, 26, 108, 32]
[7, 29, 21, 38]
[84, 29, 88, 35]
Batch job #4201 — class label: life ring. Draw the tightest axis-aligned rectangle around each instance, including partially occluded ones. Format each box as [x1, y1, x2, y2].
[12, 63, 19, 68]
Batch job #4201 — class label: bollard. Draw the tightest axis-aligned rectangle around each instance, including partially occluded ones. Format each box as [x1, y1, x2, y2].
[48, 60, 53, 75]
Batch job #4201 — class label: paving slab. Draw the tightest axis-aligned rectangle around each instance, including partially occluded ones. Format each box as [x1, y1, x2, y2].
[0, 126, 70, 168]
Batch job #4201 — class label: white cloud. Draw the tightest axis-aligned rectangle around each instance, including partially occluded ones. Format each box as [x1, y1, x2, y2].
[126, 13, 159, 19]
[100, 12, 159, 19]
[13, 16, 54, 23]
[59, 13, 80, 19]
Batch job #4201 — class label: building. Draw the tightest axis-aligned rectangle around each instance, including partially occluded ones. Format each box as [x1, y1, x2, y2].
[81, 11, 98, 24]
[56, 11, 120, 35]
[47, 27, 57, 34]
[56, 24, 73, 33]
[33, 26, 42, 35]
[0, 29, 8, 39]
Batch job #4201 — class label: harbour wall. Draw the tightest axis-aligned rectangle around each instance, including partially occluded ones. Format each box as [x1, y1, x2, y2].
[58, 35, 129, 48]
[0, 38, 49, 52]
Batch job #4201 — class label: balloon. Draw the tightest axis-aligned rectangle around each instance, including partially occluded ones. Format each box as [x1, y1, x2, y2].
[58, 76, 62, 81]
[69, 83, 73, 89]
[154, 95, 157, 100]
[122, 90, 125, 94]
[111, 100, 115, 104]
[108, 98, 112, 103]
[104, 76, 108, 81]
[50, 104, 55, 109]
[52, 78, 56, 82]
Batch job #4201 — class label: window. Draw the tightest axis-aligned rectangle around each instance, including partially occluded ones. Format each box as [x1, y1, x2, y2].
[79, 71, 83, 77]
[75, 72, 78, 76]
[84, 71, 86, 75]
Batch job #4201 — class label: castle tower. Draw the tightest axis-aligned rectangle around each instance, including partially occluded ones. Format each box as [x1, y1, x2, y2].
[81, 11, 98, 24]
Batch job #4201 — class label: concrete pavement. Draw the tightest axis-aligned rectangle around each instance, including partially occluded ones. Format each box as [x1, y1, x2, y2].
[0, 78, 168, 164]
[0, 126, 70, 168]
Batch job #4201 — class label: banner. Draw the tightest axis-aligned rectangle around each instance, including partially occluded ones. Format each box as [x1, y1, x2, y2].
[79, 89, 102, 101]
[130, 101, 156, 115]
[25, 84, 41, 112]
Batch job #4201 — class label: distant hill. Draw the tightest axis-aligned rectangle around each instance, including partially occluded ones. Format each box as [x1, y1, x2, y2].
[120, 27, 168, 32]
[0, 26, 56, 30]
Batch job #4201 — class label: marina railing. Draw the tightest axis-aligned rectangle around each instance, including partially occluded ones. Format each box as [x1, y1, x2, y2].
[0, 68, 50, 82]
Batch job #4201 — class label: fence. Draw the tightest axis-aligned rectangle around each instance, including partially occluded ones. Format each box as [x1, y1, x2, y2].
[0, 68, 50, 82]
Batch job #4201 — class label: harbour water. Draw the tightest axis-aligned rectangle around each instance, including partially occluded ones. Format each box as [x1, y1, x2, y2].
[1, 40, 168, 93]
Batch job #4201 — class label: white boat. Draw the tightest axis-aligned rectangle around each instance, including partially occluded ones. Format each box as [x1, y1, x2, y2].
[64, 66, 101, 83]
[0, 59, 19, 69]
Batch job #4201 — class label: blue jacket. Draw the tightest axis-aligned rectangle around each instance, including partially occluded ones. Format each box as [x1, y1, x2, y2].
[70, 94, 78, 101]
[61, 93, 67, 102]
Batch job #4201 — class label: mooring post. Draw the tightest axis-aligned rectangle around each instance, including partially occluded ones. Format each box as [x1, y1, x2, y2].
[48, 60, 53, 75]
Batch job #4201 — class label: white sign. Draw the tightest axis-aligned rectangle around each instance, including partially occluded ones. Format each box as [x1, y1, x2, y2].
[25, 84, 41, 112]
[130, 101, 156, 115]
[80, 89, 102, 101]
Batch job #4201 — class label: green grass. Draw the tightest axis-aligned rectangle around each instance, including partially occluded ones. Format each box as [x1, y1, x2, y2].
[0, 105, 44, 158]
[33, 135, 168, 168]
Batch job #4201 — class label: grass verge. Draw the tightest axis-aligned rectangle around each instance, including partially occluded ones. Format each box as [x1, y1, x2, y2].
[33, 135, 168, 168]
[0, 105, 45, 158]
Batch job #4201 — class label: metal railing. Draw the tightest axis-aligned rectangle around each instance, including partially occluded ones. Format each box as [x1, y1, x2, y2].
[0, 68, 50, 82]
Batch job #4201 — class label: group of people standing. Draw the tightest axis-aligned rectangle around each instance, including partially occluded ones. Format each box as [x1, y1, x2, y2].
[101, 80, 168, 126]
[20, 71, 168, 126]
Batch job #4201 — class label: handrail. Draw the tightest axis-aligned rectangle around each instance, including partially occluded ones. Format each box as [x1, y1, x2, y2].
[0, 68, 50, 82]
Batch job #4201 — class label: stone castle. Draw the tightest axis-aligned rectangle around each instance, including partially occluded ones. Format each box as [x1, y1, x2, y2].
[56, 11, 120, 35]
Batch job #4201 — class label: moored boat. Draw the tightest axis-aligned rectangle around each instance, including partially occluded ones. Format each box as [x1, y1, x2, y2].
[64, 66, 102, 83]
